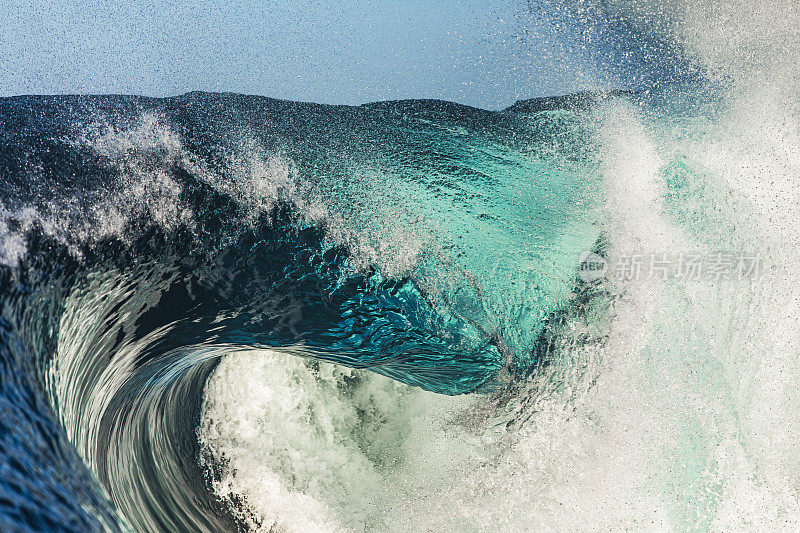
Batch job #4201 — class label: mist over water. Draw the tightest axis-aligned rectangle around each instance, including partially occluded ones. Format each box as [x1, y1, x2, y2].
[1, 1, 799, 532]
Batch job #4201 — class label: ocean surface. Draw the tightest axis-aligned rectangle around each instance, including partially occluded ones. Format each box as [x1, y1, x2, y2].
[2, 5, 800, 530]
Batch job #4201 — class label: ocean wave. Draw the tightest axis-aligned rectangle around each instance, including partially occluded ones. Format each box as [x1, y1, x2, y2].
[2, 6, 799, 524]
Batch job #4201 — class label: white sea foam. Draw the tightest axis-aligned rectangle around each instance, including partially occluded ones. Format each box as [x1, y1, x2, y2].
[199, 350, 473, 532]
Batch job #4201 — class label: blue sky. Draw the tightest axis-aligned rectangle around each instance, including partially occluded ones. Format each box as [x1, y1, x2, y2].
[0, 1, 643, 109]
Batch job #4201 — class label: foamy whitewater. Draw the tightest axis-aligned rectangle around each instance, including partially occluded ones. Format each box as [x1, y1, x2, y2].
[1, 1, 799, 531]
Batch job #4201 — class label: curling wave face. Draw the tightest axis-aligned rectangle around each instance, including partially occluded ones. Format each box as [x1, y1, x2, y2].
[0, 91, 602, 531]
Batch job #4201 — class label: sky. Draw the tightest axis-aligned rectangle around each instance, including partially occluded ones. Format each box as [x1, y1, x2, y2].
[0, 0, 643, 109]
